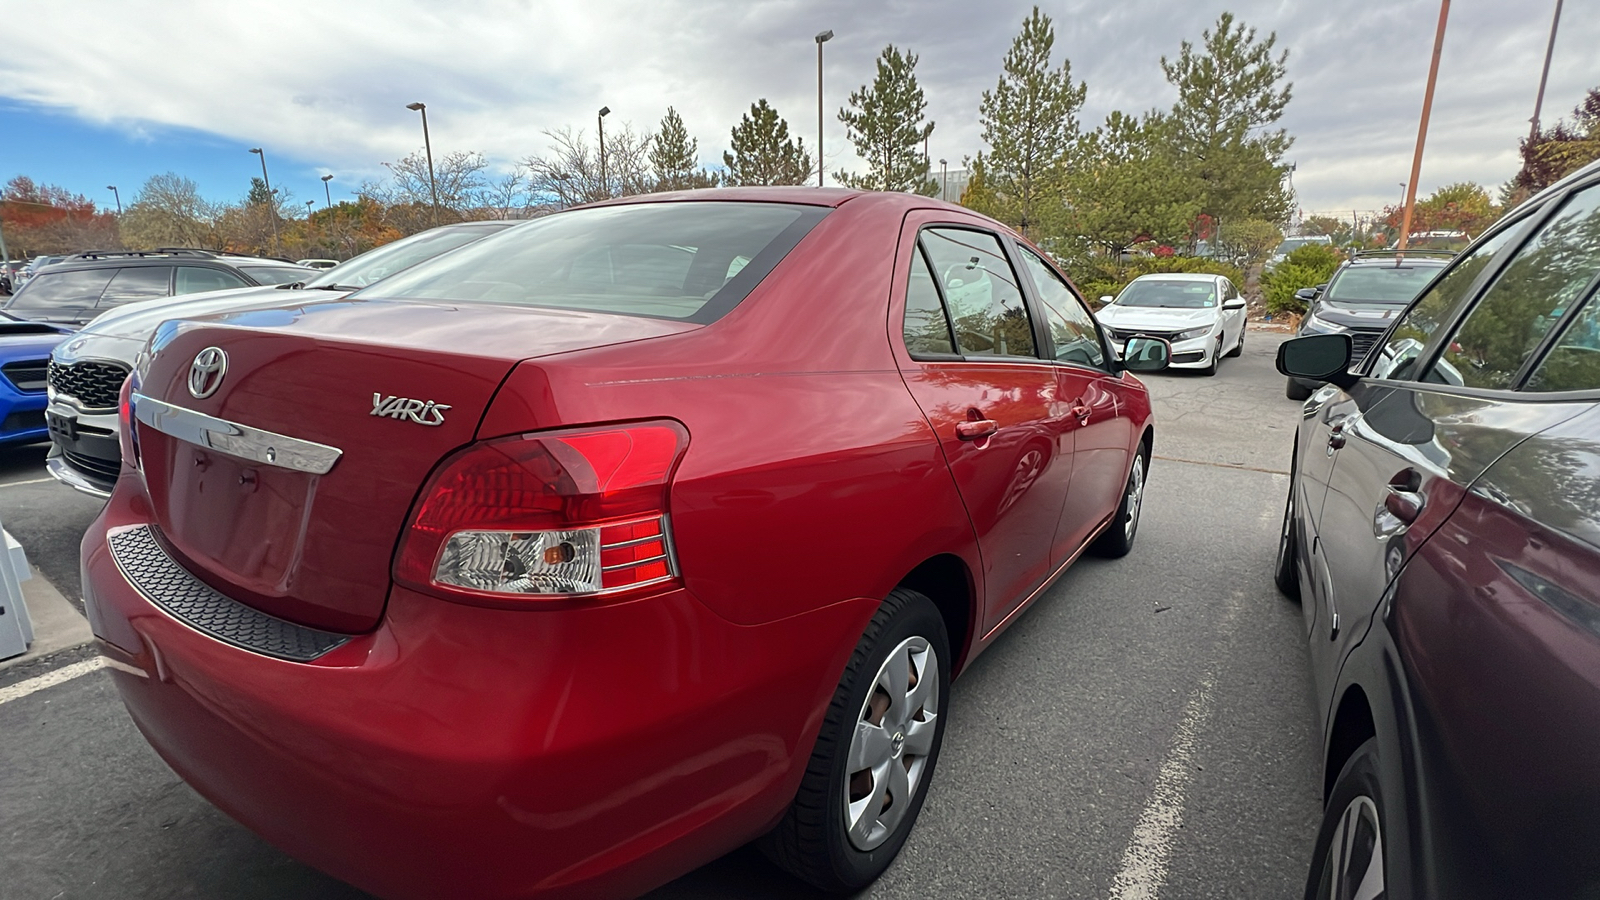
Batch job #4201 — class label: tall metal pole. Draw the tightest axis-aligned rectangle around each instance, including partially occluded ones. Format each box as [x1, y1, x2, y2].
[815, 30, 833, 188]
[940, 159, 948, 202]
[249, 148, 280, 255]
[106, 185, 121, 215]
[321, 174, 333, 209]
[406, 103, 440, 226]
[1529, 0, 1564, 143]
[1397, 0, 1450, 252]
[598, 106, 611, 199]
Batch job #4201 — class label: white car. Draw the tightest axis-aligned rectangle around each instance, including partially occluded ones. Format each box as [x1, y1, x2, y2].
[1094, 273, 1247, 375]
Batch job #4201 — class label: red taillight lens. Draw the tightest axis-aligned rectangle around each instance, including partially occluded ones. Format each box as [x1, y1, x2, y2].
[394, 420, 689, 603]
[117, 376, 139, 471]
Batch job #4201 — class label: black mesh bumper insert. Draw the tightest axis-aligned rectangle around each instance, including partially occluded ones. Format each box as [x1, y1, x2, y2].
[107, 525, 350, 662]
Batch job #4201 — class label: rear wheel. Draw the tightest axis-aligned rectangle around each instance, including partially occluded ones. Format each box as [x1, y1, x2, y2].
[1304, 738, 1387, 900]
[760, 588, 950, 892]
[1091, 449, 1147, 558]
[1286, 378, 1313, 401]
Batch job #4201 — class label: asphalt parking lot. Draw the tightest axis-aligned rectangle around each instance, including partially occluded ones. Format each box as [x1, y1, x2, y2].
[0, 327, 1320, 900]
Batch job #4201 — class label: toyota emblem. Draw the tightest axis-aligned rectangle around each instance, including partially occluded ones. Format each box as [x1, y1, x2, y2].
[188, 347, 228, 399]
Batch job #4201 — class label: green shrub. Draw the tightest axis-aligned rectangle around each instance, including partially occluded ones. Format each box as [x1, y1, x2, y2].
[1262, 244, 1344, 315]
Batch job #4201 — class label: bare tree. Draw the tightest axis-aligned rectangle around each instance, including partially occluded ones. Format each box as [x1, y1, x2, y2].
[120, 173, 224, 249]
[524, 125, 654, 208]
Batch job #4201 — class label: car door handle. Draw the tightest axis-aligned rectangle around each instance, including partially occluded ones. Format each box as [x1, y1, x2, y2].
[1327, 422, 1347, 450]
[956, 419, 999, 441]
[1071, 404, 1092, 424]
[1383, 468, 1425, 525]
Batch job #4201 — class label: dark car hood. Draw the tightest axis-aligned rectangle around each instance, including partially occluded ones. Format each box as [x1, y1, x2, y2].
[1313, 301, 1405, 330]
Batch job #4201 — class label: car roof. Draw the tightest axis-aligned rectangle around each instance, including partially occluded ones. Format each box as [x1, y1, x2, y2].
[1343, 254, 1451, 269]
[1127, 273, 1221, 282]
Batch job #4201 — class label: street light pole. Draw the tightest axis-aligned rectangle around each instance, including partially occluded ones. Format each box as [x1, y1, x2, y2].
[249, 147, 280, 255]
[815, 30, 833, 188]
[321, 174, 333, 209]
[939, 159, 947, 202]
[1398, 0, 1450, 252]
[106, 185, 121, 215]
[406, 102, 440, 226]
[597, 106, 611, 199]
[1529, 0, 1564, 144]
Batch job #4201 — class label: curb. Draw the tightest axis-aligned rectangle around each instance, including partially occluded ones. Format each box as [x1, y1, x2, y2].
[0, 572, 93, 675]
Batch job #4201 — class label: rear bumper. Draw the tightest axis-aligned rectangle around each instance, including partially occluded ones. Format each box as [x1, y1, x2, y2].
[83, 498, 874, 899]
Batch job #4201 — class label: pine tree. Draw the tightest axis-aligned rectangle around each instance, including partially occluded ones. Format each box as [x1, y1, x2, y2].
[246, 177, 272, 206]
[723, 100, 812, 186]
[1161, 12, 1294, 226]
[836, 45, 937, 195]
[974, 6, 1086, 235]
[650, 107, 719, 192]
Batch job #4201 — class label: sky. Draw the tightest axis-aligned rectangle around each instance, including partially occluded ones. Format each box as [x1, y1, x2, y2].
[0, 0, 1592, 220]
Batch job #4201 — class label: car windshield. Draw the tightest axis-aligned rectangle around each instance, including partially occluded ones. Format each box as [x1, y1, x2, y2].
[1323, 266, 1440, 307]
[303, 224, 513, 289]
[1115, 279, 1217, 309]
[240, 266, 312, 285]
[357, 202, 828, 323]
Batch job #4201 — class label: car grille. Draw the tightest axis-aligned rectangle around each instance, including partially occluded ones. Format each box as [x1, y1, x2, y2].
[48, 360, 129, 410]
[2, 410, 45, 434]
[107, 525, 350, 662]
[2, 359, 48, 393]
[64, 449, 122, 481]
[1349, 329, 1382, 365]
[1105, 327, 1184, 342]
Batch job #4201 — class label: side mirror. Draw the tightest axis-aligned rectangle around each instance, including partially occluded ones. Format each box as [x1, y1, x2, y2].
[1099, 295, 1115, 306]
[1122, 336, 1170, 373]
[1223, 298, 1246, 310]
[1315, 283, 1327, 292]
[1276, 334, 1356, 387]
[1294, 287, 1318, 301]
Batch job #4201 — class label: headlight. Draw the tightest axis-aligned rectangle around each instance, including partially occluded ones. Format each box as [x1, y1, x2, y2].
[1173, 325, 1214, 342]
[1300, 311, 1346, 335]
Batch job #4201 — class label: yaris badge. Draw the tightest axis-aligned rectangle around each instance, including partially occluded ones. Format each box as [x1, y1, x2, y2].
[187, 347, 227, 399]
[371, 394, 450, 426]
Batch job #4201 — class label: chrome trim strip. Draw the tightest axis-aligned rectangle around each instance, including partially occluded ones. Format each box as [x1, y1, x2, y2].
[601, 533, 667, 550]
[132, 393, 342, 475]
[601, 553, 669, 572]
[45, 454, 114, 499]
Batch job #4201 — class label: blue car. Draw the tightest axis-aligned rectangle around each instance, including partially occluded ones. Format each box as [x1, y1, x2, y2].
[0, 311, 70, 446]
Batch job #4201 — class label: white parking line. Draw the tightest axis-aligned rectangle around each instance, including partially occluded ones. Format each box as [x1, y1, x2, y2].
[1107, 677, 1216, 900]
[0, 657, 107, 706]
[0, 476, 54, 488]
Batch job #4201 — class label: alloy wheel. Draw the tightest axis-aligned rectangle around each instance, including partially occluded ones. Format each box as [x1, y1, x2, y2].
[1320, 795, 1385, 900]
[844, 635, 940, 852]
[1124, 454, 1145, 542]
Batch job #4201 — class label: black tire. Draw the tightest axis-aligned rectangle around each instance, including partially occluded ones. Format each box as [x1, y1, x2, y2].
[1275, 452, 1302, 600]
[1304, 737, 1388, 900]
[1286, 378, 1313, 401]
[1226, 326, 1245, 357]
[760, 588, 950, 892]
[1202, 337, 1221, 376]
[1090, 447, 1147, 558]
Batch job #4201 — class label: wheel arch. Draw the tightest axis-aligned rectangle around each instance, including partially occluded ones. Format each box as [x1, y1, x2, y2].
[896, 553, 976, 677]
[1324, 684, 1377, 801]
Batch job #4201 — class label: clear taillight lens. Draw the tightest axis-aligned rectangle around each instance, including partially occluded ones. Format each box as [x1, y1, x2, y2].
[394, 421, 688, 604]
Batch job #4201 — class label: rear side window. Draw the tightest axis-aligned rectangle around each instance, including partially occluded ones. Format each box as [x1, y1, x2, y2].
[176, 266, 248, 295]
[1425, 184, 1600, 390]
[356, 202, 828, 323]
[903, 249, 957, 356]
[919, 227, 1036, 358]
[1371, 214, 1538, 381]
[7, 269, 114, 310]
[1016, 246, 1104, 368]
[1527, 299, 1600, 392]
[240, 266, 311, 286]
[99, 267, 172, 306]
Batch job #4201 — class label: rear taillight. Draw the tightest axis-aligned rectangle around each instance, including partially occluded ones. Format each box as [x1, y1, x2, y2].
[394, 421, 689, 604]
[117, 375, 139, 470]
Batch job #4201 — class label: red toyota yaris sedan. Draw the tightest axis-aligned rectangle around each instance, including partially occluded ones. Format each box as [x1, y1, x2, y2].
[82, 188, 1169, 899]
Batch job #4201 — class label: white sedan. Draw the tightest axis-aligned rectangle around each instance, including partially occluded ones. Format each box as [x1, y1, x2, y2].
[1094, 273, 1247, 375]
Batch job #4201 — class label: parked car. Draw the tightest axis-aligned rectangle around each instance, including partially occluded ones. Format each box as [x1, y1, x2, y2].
[1265, 234, 1336, 272]
[0, 311, 72, 447]
[1093, 272, 1247, 375]
[45, 221, 517, 496]
[1285, 250, 1455, 400]
[3, 249, 310, 328]
[295, 258, 339, 269]
[1275, 159, 1600, 899]
[82, 188, 1170, 899]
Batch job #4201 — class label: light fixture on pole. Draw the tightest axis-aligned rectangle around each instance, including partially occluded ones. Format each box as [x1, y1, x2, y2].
[249, 147, 280, 255]
[815, 29, 833, 188]
[939, 159, 947, 202]
[106, 185, 121, 215]
[405, 102, 441, 226]
[598, 106, 611, 199]
[306, 199, 316, 216]
[320, 174, 333, 209]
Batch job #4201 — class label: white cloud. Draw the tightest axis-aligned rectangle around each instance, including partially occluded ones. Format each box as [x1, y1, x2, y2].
[0, 0, 1592, 210]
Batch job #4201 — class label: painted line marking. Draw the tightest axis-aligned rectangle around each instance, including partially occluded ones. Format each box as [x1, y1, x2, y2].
[0, 657, 107, 706]
[0, 476, 54, 488]
[1152, 454, 1288, 476]
[1107, 677, 1216, 900]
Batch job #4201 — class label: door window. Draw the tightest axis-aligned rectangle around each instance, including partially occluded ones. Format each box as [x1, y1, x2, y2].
[1015, 246, 1105, 368]
[176, 266, 249, 295]
[98, 267, 172, 306]
[1424, 184, 1600, 390]
[1526, 298, 1600, 392]
[903, 247, 957, 356]
[1370, 214, 1538, 381]
[919, 228, 1036, 358]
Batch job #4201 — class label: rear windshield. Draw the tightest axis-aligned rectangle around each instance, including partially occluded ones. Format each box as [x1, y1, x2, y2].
[357, 202, 829, 323]
[1324, 265, 1441, 306]
[305, 223, 510, 289]
[240, 266, 311, 285]
[1115, 279, 1216, 309]
[6, 268, 114, 310]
